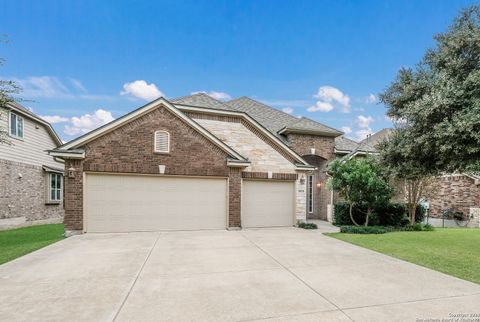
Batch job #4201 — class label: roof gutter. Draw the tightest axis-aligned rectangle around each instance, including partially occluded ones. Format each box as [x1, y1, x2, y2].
[277, 127, 342, 137]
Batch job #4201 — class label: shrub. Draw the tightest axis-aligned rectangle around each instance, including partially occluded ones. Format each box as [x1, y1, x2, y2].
[297, 222, 318, 229]
[340, 225, 387, 234]
[334, 202, 409, 227]
[334, 203, 369, 226]
[423, 223, 434, 231]
[412, 223, 423, 231]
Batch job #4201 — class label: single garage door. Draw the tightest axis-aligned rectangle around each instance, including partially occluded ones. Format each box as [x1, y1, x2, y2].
[242, 180, 295, 228]
[85, 173, 227, 232]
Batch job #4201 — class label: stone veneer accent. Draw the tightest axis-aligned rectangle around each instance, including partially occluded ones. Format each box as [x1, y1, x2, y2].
[193, 118, 297, 173]
[428, 175, 480, 218]
[0, 159, 64, 227]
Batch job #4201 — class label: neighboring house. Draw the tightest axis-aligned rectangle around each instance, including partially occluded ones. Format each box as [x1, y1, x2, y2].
[0, 102, 64, 228]
[335, 128, 480, 221]
[50, 93, 343, 235]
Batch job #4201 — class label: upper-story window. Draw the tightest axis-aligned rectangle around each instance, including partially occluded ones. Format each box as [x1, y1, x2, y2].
[154, 131, 170, 153]
[9, 112, 24, 139]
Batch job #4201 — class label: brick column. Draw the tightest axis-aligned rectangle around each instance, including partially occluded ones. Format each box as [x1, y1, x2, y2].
[64, 159, 84, 235]
[228, 168, 242, 228]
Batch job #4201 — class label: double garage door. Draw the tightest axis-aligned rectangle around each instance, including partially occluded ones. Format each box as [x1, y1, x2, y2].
[84, 173, 294, 233]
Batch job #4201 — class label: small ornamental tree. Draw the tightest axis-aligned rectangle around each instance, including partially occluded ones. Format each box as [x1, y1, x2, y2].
[378, 130, 438, 225]
[328, 157, 392, 226]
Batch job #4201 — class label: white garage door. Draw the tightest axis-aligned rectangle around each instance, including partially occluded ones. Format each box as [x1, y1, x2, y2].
[85, 173, 227, 233]
[242, 180, 295, 228]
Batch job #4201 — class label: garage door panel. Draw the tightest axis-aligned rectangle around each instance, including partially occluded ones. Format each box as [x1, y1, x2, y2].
[85, 174, 227, 232]
[242, 180, 295, 228]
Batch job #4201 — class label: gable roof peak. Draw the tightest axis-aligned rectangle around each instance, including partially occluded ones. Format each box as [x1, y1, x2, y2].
[171, 93, 230, 110]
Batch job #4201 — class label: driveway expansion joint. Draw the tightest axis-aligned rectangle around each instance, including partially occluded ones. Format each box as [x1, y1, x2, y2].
[240, 231, 355, 322]
[111, 233, 162, 322]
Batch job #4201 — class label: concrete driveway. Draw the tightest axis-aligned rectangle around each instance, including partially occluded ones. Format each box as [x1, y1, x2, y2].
[1, 227, 479, 322]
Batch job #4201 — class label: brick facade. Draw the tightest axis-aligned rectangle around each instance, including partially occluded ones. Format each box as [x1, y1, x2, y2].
[64, 106, 236, 232]
[228, 168, 242, 228]
[0, 159, 64, 227]
[428, 175, 480, 218]
[286, 133, 335, 161]
[286, 134, 336, 220]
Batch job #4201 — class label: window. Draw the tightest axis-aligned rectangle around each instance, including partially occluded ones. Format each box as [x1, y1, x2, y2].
[49, 173, 62, 202]
[307, 175, 314, 213]
[154, 131, 170, 153]
[9, 112, 24, 139]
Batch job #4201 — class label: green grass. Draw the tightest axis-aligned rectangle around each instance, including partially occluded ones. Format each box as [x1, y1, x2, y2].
[326, 228, 480, 284]
[0, 224, 65, 265]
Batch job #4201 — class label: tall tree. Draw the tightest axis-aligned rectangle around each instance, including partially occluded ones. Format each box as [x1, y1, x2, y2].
[380, 6, 480, 173]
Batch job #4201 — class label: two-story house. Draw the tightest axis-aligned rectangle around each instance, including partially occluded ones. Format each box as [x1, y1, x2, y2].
[0, 102, 64, 228]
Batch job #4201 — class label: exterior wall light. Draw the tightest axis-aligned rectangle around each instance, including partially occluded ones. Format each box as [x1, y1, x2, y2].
[67, 167, 76, 178]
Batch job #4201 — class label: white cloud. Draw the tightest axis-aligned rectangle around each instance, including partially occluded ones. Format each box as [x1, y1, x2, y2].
[364, 93, 377, 104]
[307, 101, 334, 112]
[16, 76, 70, 98]
[64, 109, 114, 136]
[120, 80, 164, 101]
[355, 128, 374, 141]
[341, 126, 352, 134]
[282, 107, 294, 114]
[12, 76, 113, 100]
[357, 115, 374, 128]
[191, 91, 231, 101]
[313, 86, 350, 113]
[40, 115, 69, 124]
[69, 78, 87, 93]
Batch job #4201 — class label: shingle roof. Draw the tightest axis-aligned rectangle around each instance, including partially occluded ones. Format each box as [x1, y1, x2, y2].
[335, 136, 359, 153]
[171, 93, 229, 110]
[357, 128, 393, 152]
[225, 97, 342, 137]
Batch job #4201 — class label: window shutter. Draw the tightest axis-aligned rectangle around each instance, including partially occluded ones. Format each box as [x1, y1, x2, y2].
[154, 131, 170, 153]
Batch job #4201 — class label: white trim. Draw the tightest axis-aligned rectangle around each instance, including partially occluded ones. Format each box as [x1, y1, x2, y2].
[295, 166, 316, 171]
[176, 105, 310, 166]
[227, 160, 251, 167]
[49, 151, 86, 159]
[8, 111, 24, 139]
[154, 130, 170, 153]
[57, 98, 246, 161]
[47, 172, 63, 203]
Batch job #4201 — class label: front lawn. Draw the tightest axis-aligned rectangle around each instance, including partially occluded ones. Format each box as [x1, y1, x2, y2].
[326, 228, 480, 284]
[0, 224, 65, 265]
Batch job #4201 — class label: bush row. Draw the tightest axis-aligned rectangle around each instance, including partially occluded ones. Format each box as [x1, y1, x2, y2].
[334, 202, 426, 227]
[340, 223, 434, 234]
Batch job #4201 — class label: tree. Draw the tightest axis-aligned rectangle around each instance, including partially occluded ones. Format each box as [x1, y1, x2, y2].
[0, 36, 21, 145]
[328, 157, 392, 226]
[380, 5, 480, 174]
[378, 130, 438, 224]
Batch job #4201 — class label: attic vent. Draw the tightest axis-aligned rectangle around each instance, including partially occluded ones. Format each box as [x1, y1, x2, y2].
[154, 131, 170, 153]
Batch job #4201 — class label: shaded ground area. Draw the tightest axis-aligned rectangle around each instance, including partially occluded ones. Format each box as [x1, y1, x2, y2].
[327, 228, 480, 284]
[1, 227, 479, 321]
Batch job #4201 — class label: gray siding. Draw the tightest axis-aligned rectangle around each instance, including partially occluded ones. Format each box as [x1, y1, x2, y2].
[0, 107, 63, 168]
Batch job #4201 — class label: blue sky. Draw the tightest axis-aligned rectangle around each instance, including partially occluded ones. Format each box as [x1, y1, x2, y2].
[0, 0, 475, 142]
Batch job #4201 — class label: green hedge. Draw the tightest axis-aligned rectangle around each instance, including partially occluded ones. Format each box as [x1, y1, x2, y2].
[334, 202, 426, 226]
[340, 226, 387, 234]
